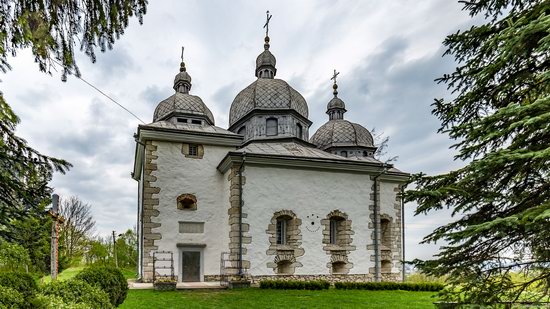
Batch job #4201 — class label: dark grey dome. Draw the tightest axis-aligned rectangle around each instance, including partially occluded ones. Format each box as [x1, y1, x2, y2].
[327, 97, 346, 110]
[153, 93, 215, 124]
[229, 78, 308, 126]
[256, 49, 276, 69]
[310, 120, 374, 150]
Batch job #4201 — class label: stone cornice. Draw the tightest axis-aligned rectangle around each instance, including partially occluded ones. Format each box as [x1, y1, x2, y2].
[137, 125, 243, 146]
[217, 152, 410, 181]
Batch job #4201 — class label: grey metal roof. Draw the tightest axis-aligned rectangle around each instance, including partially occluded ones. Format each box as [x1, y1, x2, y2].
[256, 49, 276, 69]
[153, 93, 215, 124]
[141, 120, 238, 135]
[310, 119, 374, 150]
[235, 141, 381, 163]
[327, 97, 346, 110]
[229, 78, 309, 126]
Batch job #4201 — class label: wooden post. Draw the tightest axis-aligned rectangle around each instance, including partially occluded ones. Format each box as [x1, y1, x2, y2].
[113, 231, 118, 268]
[49, 194, 64, 280]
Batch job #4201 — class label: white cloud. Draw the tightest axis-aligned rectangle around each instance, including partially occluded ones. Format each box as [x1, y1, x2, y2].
[3, 0, 474, 260]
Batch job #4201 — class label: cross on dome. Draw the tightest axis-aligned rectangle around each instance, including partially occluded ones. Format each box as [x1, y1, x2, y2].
[331, 69, 340, 97]
[263, 10, 272, 38]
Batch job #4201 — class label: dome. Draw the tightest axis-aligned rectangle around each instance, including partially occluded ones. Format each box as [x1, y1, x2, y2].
[153, 93, 215, 124]
[229, 78, 309, 127]
[256, 49, 276, 69]
[310, 119, 374, 150]
[327, 97, 346, 110]
[174, 70, 192, 85]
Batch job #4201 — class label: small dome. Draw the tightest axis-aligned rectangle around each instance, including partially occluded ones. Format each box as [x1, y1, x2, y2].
[229, 78, 308, 127]
[310, 120, 374, 150]
[174, 70, 192, 85]
[256, 49, 276, 69]
[327, 97, 346, 110]
[153, 93, 215, 124]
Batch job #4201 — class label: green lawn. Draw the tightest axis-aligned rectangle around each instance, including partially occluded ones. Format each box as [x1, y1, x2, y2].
[40, 266, 137, 283]
[121, 289, 438, 308]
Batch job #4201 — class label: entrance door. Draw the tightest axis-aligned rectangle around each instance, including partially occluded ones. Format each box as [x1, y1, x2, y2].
[182, 251, 200, 282]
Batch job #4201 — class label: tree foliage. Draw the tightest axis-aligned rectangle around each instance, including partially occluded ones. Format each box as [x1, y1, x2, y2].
[406, 0, 550, 303]
[0, 0, 147, 239]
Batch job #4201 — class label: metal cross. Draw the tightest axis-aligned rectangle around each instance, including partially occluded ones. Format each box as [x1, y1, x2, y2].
[331, 69, 340, 84]
[263, 10, 272, 37]
[181, 46, 184, 62]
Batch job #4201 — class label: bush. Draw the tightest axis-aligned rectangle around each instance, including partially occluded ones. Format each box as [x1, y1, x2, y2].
[0, 271, 38, 300]
[75, 266, 128, 306]
[40, 279, 112, 308]
[32, 294, 94, 309]
[0, 285, 25, 308]
[0, 240, 31, 272]
[334, 281, 445, 291]
[259, 279, 330, 290]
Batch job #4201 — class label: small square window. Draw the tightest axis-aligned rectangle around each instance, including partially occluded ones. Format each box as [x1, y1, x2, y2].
[191, 119, 202, 125]
[177, 118, 188, 123]
[189, 144, 198, 156]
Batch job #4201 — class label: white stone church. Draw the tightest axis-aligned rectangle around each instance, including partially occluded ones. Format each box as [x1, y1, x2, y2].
[132, 29, 408, 284]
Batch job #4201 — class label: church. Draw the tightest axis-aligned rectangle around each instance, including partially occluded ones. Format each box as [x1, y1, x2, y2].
[132, 17, 408, 284]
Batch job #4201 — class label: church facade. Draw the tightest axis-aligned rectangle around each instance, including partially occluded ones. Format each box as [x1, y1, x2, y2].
[132, 30, 409, 284]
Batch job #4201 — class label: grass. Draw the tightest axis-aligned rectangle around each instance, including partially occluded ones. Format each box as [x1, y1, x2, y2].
[40, 266, 137, 283]
[120, 289, 438, 308]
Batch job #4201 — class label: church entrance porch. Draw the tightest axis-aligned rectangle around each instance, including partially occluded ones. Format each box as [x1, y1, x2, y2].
[182, 251, 201, 282]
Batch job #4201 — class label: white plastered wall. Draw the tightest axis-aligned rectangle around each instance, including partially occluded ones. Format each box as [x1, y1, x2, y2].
[242, 165, 403, 276]
[151, 141, 233, 281]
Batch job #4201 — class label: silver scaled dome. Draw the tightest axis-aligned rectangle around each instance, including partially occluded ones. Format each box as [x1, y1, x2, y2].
[310, 75, 374, 150]
[229, 78, 308, 126]
[310, 120, 374, 150]
[228, 35, 308, 127]
[152, 61, 215, 125]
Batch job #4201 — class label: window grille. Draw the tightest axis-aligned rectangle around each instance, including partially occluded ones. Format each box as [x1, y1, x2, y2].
[189, 144, 198, 156]
[330, 219, 338, 244]
[276, 219, 287, 245]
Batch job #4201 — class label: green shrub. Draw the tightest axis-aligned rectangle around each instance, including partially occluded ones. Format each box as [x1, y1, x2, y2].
[32, 294, 94, 309]
[0, 271, 38, 300]
[334, 281, 444, 291]
[40, 278, 112, 308]
[259, 279, 330, 290]
[75, 266, 128, 306]
[0, 285, 25, 308]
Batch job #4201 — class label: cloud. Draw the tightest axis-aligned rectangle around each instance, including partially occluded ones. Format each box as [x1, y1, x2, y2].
[2, 0, 476, 261]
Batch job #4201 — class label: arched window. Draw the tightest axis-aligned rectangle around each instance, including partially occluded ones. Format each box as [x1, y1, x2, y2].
[177, 194, 197, 211]
[341, 150, 348, 157]
[296, 123, 303, 139]
[237, 126, 246, 136]
[266, 118, 278, 136]
[381, 218, 391, 248]
[276, 217, 289, 245]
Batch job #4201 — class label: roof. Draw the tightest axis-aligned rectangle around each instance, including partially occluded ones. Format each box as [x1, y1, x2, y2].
[140, 120, 239, 136]
[237, 141, 381, 163]
[153, 93, 215, 124]
[228, 78, 309, 127]
[311, 119, 375, 150]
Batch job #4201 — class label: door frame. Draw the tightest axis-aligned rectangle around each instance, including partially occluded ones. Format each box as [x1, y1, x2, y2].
[178, 246, 204, 282]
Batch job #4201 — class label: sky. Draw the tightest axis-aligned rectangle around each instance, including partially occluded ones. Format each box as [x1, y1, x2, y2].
[3, 0, 476, 261]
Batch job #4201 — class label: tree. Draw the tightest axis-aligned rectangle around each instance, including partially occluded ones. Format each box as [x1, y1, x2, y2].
[115, 228, 138, 269]
[0, 1, 147, 233]
[59, 196, 96, 263]
[406, 0, 550, 303]
[4, 211, 52, 274]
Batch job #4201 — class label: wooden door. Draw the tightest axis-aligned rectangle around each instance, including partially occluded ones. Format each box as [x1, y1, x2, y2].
[182, 251, 200, 282]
